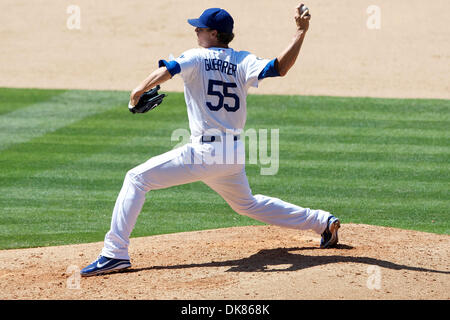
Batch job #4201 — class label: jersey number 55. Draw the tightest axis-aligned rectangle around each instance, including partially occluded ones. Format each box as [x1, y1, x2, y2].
[206, 79, 240, 112]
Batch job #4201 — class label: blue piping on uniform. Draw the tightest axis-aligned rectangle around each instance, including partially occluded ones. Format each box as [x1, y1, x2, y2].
[158, 60, 181, 76]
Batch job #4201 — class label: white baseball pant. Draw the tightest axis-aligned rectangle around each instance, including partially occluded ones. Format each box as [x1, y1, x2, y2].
[101, 136, 331, 260]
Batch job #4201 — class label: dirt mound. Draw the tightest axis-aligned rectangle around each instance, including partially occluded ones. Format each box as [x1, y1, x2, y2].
[0, 224, 448, 300]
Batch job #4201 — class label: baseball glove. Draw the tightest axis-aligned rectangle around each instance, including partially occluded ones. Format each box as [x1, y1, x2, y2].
[129, 85, 166, 114]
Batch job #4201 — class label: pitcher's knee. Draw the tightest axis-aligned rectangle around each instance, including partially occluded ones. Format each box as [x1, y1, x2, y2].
[125, 169, 149, 192]
[125, 169, 136, 182]
[231, 198, 259, 216]
[230, 194, 278, 217]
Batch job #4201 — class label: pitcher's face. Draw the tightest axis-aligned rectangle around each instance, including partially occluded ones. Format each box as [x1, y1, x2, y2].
[195, 27, 217, 48]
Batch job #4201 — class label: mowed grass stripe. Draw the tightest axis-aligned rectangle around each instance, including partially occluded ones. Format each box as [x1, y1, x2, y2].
[15, 125, 444, 151]
[0, 89, 129, 151]
[281, 126, 449, 138]
[0, 190, 235, 210]
[247, 95, 449, 130]
[251, 117, 449, 130]
[1, 159, 447, 185]
[0, 185, 255, 246]
[1, 127, 448, 147]
[0, 88, 67, 115]
[1, 181, 446, 204]
[3, 167, 448, 194]
[0, 92, 131, 248]
[1, 153, 447, 184]
[281, 132, 449, 147]
[281, 140, 449, 154]
[0, 93, 257, 248]
[1, 157, 448, 197]
[256, 166, 446, 183]
[0, 88, 448, 249]
[2, 142, 448, 163]
[2, 158, 446, 180]
[248, 94, 449, 117]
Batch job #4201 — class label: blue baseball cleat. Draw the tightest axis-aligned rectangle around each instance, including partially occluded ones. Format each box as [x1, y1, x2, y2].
[320, 215, 340, 248]
[80, 255, 131, 277]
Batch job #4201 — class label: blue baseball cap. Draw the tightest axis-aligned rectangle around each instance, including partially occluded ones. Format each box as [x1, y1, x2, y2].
[188, 8, 234, 33]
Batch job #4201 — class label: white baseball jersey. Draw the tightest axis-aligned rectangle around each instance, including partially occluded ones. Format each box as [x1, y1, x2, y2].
[100, 47, 333, 261]
[160, 48, 274, 137]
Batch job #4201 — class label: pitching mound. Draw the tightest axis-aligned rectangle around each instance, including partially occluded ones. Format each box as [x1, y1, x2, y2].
[0, 224, 448, 300]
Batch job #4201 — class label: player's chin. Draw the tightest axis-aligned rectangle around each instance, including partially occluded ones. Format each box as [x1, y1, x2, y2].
[196, 38, 205, 47]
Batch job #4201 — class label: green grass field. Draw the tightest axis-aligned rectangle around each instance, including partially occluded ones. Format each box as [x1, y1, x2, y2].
[0, 88, 448, 250]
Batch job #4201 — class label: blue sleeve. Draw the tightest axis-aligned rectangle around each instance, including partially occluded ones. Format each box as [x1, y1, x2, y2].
[158, 59, 181, 77]
[258, 58, 280, 80]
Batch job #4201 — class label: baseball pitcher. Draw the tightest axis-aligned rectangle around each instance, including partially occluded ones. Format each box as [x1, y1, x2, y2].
[81, 4, 340, 277]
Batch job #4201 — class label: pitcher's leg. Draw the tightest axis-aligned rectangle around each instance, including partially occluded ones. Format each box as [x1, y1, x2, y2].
[101, 171, 147, 260]
[102, 145, 202, 259]
[244, 194, 330, 234]
[203, 168, 331, 234]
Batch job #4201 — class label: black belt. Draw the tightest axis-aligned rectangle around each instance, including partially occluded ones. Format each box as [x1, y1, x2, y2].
[201, 135, 240, 143]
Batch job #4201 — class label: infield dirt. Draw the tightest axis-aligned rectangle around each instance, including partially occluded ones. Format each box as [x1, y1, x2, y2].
[0, 0, 449, 300]
[0, 225, 449, 299]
